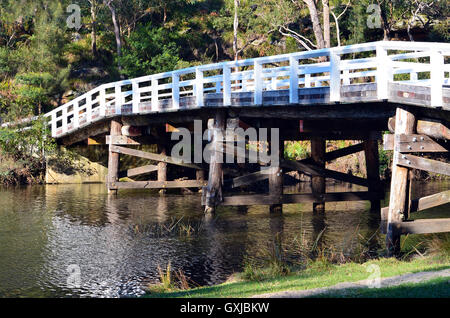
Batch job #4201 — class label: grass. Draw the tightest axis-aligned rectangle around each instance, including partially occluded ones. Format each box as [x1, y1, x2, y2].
[144, 248, 450, 298]
[310, 276, 450, 298]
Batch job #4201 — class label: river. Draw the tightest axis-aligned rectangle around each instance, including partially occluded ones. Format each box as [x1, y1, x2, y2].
[0, 181, 448, 297]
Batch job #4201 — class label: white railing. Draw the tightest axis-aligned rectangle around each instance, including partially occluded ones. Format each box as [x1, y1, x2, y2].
[38, 41, 450, 138]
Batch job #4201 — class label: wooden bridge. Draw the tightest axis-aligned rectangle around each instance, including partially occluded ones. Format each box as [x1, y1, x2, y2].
[36, 40, 450, 254]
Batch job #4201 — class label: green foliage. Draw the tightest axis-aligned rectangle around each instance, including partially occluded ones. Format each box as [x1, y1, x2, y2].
[119, 25, 186, 78]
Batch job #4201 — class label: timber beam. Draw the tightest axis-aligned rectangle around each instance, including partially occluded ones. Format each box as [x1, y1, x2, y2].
[110, 145, 203, 170]
[220, 191, 383, 206]
[381, 219, 450, 235]
[381, 190, 450, 219]
[109, 180, 208, 190]
[383, 134, 449, 152]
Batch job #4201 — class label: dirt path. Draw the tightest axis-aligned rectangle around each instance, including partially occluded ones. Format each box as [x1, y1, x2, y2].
[253, 268, 450, 298]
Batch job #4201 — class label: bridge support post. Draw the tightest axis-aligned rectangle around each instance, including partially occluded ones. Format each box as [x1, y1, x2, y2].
[364, 137, 381, 212]
[269, 138, 284, 214]
[157, 145, 167, 194]
[204, 111, 226, 214]
[386, 107, 416, 255]
[107, 119, 122, 194]
[311, 138, 326, 213]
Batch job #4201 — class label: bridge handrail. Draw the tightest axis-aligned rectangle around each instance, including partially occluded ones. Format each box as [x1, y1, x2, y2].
[10, 40, 448, 138]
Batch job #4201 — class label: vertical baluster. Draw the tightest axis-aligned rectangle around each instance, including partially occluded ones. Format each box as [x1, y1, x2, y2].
[196, 68, 204, 107]
[51, 111, 57, 137]
[289, 56, 299, 104]
[152, 77, 158, 111]
[305, 73, 311, 88]
[132, 80, 140, 113]
[99, 86, 106, 117]
[343, 69, 351, 85]
[73, 101, 79, 129]
[86, 94, 93, 123]
[223, 65, 231, 106]
[330, 51, 341, 102]
[115, 85, 122, 115]
[376, 45, 390, 100]
[172, 73, 180, 109]
[62, 107, 68, 134]
[430, 49, 443, 107]
[410, 72, 418, 82]
[254, 61, 263, 105]
[216, 79, 222, 93]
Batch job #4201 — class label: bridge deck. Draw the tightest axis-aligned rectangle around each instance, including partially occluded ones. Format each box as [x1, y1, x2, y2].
[29, 40, 448, 140]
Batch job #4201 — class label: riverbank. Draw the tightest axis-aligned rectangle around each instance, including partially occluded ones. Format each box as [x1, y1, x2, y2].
[144, 234, 450, 298]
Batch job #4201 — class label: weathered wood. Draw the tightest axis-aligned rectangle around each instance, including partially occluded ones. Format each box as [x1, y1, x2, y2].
[204, 111, 226, 213]
[364, 139, 381, 211]
[383, 134, 448, 152]
[381, 190, 450, 218]
[110, 145, 202, 169]
[107, 119, 122, 194]
[396, 153, 450, 176]
[224, 167, 276, 189]
[311, 138, 326, 213]
[281, 159, 369, 187]
[383, 219, 450, 235]
[118, 164, 158, 179]
[269, 137, 283, 214]
[106, 135, 140, 145]
[386, 107, 416, 255]
[388, 117, 450, 140]
[109, 180, 208, 189]
[300, 142, 365, 164]
[222, 191, 383, 206]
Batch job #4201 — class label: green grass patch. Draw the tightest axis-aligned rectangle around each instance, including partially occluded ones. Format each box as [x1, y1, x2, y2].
[144, 254, 449, 298]
[311, 276, 450, 298]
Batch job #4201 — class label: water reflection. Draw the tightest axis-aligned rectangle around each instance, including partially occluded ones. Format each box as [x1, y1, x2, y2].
[0, 181, 448, 297]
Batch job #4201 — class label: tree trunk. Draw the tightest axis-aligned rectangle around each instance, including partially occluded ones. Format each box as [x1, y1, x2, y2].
[90, 1, 98, 57]
[105, 0, 123, 77]
[233, 0, 240, 61]
[303, 0, 325, 49]
[322, 0, 331, 48]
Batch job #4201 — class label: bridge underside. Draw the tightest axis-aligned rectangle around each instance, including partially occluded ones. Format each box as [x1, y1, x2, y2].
[54, 85, 450, 256]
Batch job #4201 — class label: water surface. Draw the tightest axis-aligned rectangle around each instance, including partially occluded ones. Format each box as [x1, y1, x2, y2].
[0, 181, 448, 297]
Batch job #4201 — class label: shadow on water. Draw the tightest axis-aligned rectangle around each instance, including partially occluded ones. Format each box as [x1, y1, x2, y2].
[0, 180, 448, 297]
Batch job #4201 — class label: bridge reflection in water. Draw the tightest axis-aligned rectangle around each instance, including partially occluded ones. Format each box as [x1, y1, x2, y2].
[1, 181, 448, 297]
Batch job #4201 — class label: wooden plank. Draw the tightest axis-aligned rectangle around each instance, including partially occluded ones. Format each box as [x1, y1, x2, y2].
[107, 120, 122, 194]
[389, 117, 450, 140]
[118, 164, 158, 179]
[281, 159, 369, 187]
[311, 138, 325, 212]
[395, 134, 448, 153]
[221, 191, 382, 206]
[387, 107, 416, 255]
[109, 180, 208, 189]
[383, 134, 394, 151]
[106, 135, 140, 145]
[386, 219, 450, 235]
[381, 190, 450, 217]
[396, 153, 450, 176]
[224, 167, 276, 189]
[205, 111, 226, 213]
[300, 143, 365, 165]
[110, 145, 202, 169]
[364, 138, 381, 211]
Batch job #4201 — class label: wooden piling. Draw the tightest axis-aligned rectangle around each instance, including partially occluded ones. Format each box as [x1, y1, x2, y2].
[204, 111, 226, 214]
[269, 138, 283, 214]
[364, 138, 381, 211]
[107, 119, 122, 194]
[311, 138, 326, 213]
[157, 126, 168, 194]
[386, 107, 416, 255]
